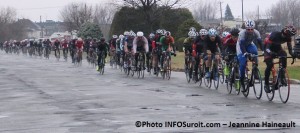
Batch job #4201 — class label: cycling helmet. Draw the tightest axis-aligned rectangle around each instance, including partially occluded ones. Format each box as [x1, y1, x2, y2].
[124, 31, 130, 36]
[78, 38, 83, 41]
[165, 31, 171, 36]
[282, 25, 297, 36]
[188, 31, 197, 38]
[199, 29, 208, 36]
[189, 27, 196, 32]
[149, 33, 155, 39]
[208, 28, 218, 37]
[156, 29, 163, 34]
[112, 35, 118, 39]
[137, 31, 144, 37]
[130, 31, 136, 37]
[119, 34, 124, 39]
[244, 20, 255, 29]
[230, 28, 240, 36]
[222, 31, 230, 38]
[100, 37, 105, 41]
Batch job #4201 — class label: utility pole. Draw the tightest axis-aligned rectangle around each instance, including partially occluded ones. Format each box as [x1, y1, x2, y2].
[40, 16, 43, 38]
[220, 1, 223, 32]
[242, 0, 244, 22]
[257, 5, 259, 20]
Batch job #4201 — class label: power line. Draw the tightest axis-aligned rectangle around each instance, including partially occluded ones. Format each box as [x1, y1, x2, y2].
[16, 6, 64, 10]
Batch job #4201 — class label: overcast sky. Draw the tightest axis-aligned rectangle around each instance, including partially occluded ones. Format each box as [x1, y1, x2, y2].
[0, 0, 280, 22]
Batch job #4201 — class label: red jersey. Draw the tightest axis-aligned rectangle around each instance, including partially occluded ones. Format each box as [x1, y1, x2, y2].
[75, 40, 84, 49]
[62, 40, 68, 48]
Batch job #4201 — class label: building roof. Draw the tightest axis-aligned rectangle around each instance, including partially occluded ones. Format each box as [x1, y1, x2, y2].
[17, 19, 41, 30]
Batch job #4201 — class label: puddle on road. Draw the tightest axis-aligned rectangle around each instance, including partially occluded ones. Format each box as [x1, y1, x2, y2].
[213, 102, 235, 106]
[140, 107, 161, 111]
[147, 88, 164, 92]
[186, 94, 203, 97]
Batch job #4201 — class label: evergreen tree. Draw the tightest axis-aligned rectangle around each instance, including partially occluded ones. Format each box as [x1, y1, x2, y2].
[225, 4, 234, 21]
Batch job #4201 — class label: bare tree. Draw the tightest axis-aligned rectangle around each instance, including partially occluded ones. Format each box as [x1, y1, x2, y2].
[93, 3, 116, 24]
[119, 0, 183, 31]
[268, 0, 300, 28]
[0, 7, 25, 42]
[60, 2, 93, 31]
[193, 0, 218, 22]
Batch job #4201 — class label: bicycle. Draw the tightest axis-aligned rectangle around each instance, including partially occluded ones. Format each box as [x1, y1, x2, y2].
[98, 51, 106, 75]
[242, 53, 263, 99]
[63, 47, 68, 61]
[125, 51, 133, 76]
[226, 54, 241, 95]
[203, 53, 220, 89]
[54, 46, 60, 61]
[109, 49, 117, 68]
[135, 51, 145, 79]
[265, 56, 295, 103]
[185, 51, 194, 83]
[192, 54, 205, 86]
[74, 49, 82, 66]
[160, 51, 172, 80]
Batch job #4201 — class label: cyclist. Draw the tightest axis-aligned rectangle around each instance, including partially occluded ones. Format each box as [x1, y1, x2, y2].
[183, 30, 197, 71]
[263, 25, 297, 93]
[69, 38, 77, 63]
[97, 37, 109, 71]
[84, 37, 92, 54]
[117, 34, 125, 66]
[192, 29, 208, 81]
[223, 28, 240, 81]
[53, 39, 60, 57]
[159, 31, 175, 71]
[153, 29, 165, 74]
[147, 33, 155, 72]
[203, 28, 222, 80]
[75, 38, 84, 62]
[236, 20, 264, 92]
[109, 35, 118, 65]
[133, 31, 149, 70]
[124, 31, 136, 68]
[61, 39, 69, 58]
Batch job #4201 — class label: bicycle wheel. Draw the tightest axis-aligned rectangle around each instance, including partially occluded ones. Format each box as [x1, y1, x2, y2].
[251, 68, 263, 99]
[279, 69, 290, 103]
[197, 66, 203, 86]
[213, 67, 220, 90]
[231, 67, 240, 95]
[166, 57, 171, 80]
[219, 61, 225, 84]
[266, 85, 275, 101]
[226, 69, 232, 94]
[242, 75, 250, 97]
[141, 56, 145, 79]
[185, 57, 191, 83]
[100, 56, 105, 75]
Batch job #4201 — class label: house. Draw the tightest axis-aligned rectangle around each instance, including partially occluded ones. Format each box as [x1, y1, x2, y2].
[17, 19, 43, 39]
[36, 20, 68, 38]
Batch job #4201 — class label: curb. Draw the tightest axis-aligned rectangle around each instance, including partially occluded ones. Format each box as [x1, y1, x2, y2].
[171, 68, 300, 85]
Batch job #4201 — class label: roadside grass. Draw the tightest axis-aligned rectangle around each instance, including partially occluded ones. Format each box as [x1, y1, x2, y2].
[172, 52, 300, 80]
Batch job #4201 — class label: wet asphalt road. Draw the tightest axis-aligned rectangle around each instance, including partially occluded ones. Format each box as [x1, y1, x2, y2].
[1, 51, 300, 133]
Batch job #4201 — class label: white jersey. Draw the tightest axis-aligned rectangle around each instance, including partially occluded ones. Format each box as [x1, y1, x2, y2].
[236, 29, 261, 55]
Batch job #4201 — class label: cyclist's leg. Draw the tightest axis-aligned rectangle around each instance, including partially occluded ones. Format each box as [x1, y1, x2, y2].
[194, 54, 200, 80]
[247, 43, 258, 63]
[264, 55, 273, 92]
[238, 52, 247, 91]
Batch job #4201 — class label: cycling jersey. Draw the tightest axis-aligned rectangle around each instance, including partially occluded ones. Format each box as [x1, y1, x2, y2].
[223, 34, 237, 53]
[204, 35, 222, 54]
[159, 35, 174, 51]
[75, 40, 84, 49]
[193, 36, 206, 55]
[133, 36, 149, 53]
[236, 29, 263, 55]
[62, 40, 68, 49]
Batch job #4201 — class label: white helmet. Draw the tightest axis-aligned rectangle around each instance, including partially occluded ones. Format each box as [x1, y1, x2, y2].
[188, 31, 197, 38]
[124, 31, 130, 36]
[130, 31, 136, 37]
[149, 33, 155, 39]
[189, 27, 196, 32]
[222, 31, 230, 37]
[137, 31, 144, 37]
[119, 34, 124, 39]
[199, 29, 208, 36]
[245, 20, 255, 29]
[208, 28, 218, 37]
[112, 35, 118, 39]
